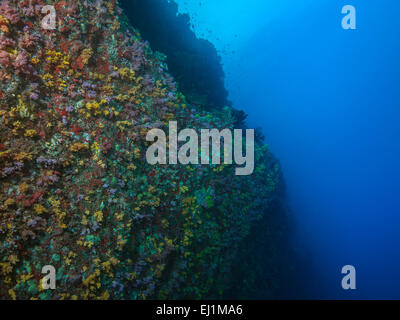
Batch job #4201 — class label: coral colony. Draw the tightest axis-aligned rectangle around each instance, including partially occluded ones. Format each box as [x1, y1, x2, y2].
[0, 0, 282, 300]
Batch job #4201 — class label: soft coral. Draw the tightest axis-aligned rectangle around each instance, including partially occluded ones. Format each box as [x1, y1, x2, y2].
[0, 0, 20, 24]
[0, 50, 10, 67]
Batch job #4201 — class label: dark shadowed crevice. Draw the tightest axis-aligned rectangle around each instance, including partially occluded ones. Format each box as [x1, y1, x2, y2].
[119, 0, 230, 110]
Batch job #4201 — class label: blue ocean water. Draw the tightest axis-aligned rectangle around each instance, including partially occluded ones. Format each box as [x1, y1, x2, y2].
[175, 0, 400, 299]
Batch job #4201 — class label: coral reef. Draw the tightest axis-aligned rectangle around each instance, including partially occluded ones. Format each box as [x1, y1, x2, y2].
[0, 0, 285, 300]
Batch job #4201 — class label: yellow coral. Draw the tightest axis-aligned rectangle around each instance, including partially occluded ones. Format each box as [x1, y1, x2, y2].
[8, 255, 19, 265]
[115, 212, 124, 221]
[24, 129, 37, 137]
[116, 121, 131, 131]
[18, 182, 29, 193]
[14, 151, 32, 162]
[70, 142, 89, 152]
[8, 289, 16, 300]
[0, 14, 9, 25]
[105, 2, 115, 14]
[118, 68, 135, 81]
[80, 48, 93, 65]
[12, 120, 22, 129]
[4, 198, 15, 208]
[58, 56, 70, 70]
[45, 50, 63, 64]
[31, 57, 40, 64]
[128, 163, 137, 170]
[111, 20, 120, 31]
[94, 211, 103, 223]
[58, 79, 67, 91]
[34, 204, 47, 215]
[86, 100, 107, 116]
[99, 291, 110, 300]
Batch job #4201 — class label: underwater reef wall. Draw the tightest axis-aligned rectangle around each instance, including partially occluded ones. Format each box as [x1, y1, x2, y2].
[119, 0, 229, 110]
[0, 0, 288, 299]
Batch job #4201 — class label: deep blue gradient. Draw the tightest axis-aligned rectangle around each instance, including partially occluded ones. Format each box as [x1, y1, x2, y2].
[176, 0, 400, 299]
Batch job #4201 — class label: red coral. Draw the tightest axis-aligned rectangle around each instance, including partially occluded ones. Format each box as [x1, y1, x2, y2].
[61, 40, 83, 56]
[73, 55, 85, 70]
[13, 51, 33, 74]
[18, 32, 40, 49]
[0, 50, 10, 68]
[0, 35, 15, 50]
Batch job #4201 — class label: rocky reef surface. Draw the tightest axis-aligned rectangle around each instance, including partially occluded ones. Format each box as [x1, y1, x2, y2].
[0, 0, 287, 299]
